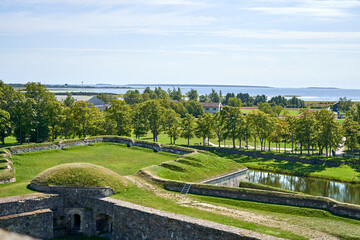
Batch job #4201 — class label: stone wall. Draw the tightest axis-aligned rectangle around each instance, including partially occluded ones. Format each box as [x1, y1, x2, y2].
[0, 188, 280, 240]
[200, 167, 248, 187]
[0, 209, 53, 239]
[9, 136, 195, 156]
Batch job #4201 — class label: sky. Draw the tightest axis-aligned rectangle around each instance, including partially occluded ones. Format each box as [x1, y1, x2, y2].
[0, 0, 359, 88]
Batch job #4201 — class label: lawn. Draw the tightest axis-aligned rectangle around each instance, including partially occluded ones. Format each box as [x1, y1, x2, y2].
[0, 143, 179, 197]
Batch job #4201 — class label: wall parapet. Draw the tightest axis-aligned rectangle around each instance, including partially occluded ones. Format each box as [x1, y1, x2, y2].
[29, 184, 114, 198]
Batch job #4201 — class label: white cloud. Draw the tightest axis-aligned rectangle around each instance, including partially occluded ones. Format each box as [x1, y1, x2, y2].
[248, 0, 360, 18]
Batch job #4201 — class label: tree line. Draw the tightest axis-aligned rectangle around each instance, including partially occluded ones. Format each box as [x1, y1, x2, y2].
[0, 81, 351, 158]
[123, 87, 305, 108]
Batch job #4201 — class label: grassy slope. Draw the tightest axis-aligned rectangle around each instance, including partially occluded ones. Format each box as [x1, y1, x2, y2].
[151, 151, 244, 182]
[112, 183, 305, 240]
[190, 194, 360, 240]
[0, 143, 178, 197]
[213, 152, 360, 183]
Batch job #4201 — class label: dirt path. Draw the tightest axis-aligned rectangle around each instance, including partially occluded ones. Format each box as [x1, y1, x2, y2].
[125, 175, 338, 240]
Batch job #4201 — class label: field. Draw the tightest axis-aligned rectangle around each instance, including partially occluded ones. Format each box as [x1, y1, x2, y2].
[0, 143, 178, 197]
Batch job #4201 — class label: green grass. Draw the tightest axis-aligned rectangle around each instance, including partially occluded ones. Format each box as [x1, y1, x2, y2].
[213, 152, 360, 183]
[0, 143, 179, 197]
[31, 163, 128, 192]
[189, 194, 360, 240]
[151, 151, 244, 182]
[112, 182, 305, 240]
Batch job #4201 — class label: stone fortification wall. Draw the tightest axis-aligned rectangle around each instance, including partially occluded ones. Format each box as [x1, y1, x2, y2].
[0, 188, 280, 240]
[138, 168, 360, 220]
[0, 209, 53, 239]
[9, 136, 195, 156]
[0, 194, 57, 217]
[200, 167, 248, 187]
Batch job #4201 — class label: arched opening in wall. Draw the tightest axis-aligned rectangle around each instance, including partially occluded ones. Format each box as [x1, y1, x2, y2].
[96, 213, 113, 239]
[72, 214, 81, 232]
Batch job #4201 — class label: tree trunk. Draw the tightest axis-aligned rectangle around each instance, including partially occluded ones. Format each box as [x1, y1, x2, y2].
[284, 140, 286, 153]
[188, 138, 190, 146]
[254, 137, 257, 150]
[233, 138, 235, 148]
[268, 140, 270, 151]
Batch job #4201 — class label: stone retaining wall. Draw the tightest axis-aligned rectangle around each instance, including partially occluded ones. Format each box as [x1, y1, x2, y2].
[9, 136, 195, 156]
[200, 167, 248, 187]
[138, 168, 360, 220]
[0, 209, 53, 239]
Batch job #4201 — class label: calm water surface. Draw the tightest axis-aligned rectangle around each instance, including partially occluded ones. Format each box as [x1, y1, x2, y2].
[51, 85, 360, 101]
[248, 170, 360, 205]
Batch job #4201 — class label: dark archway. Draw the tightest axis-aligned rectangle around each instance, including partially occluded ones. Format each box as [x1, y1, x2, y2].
[96, 214, 113, 239]
[72, 214, 81, 231]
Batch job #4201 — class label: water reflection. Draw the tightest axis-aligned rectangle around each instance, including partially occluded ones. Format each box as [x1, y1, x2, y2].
[247, 170, 360, 205]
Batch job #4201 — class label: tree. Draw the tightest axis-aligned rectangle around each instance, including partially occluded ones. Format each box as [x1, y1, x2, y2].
[24, 82, 56, 142]
[247, 111, 272, 151]
[343, 118, 360, 157]
[132, 104, 148, 139]
[47, 100, 65, 141]
[186, 89, 198, 101]
[223, 93, 235, 105]
[124, 90, 143, 105]
[0, 109, 10, 145]
[181, 113, 196, 145]
[96, 93, 116, 104]
[208, 89, 220, 102]
[163, 109, 181, 144]
[141, 100, 165, 142]
[12, 96, 36, 144]
[71, 101, 94, 138]
[168, 87, 182, 101]
[195, 113, 214, 145]
[285, 116, 297, 154]
[106, 99, 132, 136]
[223, 106, 242, 148]
[339, 97, 352, 112]
[213, 111, 226, 147]
[63, 92, 75, 108]
[315, 109, 342, 158]
[228, 97, 242, 107]
[242, 115, 253, 149]
[295, 109, 316, 155]
[184, 100, 204, 117]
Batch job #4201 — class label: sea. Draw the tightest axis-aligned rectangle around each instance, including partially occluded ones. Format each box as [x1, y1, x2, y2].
[50, 84, 360, 102]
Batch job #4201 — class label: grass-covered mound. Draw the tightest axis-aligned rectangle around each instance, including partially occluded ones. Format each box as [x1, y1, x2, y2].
[31, 163, 128, 193]
[150, 151, 244, 182]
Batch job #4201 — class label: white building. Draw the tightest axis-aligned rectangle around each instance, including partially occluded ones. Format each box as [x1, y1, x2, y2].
[200, 102, 222, 114]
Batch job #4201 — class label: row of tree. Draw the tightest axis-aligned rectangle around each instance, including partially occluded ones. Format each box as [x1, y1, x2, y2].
[123, 87, 305, 108]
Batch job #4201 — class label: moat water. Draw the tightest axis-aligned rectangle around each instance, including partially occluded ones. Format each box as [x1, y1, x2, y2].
[248, 170, 360, 205]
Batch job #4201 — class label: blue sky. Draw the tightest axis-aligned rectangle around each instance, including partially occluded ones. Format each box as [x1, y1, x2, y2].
[0, 0, 359, 88]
